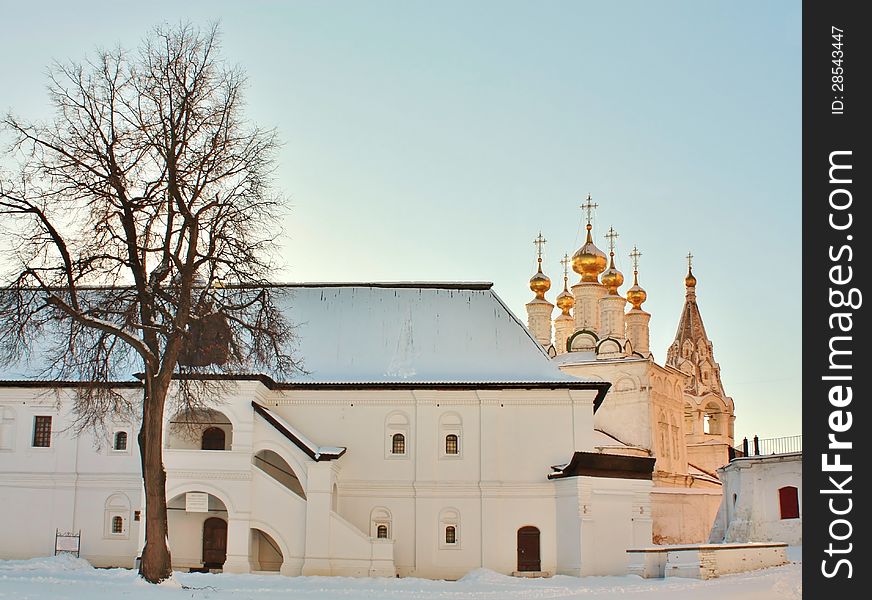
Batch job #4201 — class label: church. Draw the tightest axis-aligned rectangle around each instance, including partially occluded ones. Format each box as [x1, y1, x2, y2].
[0, 197, 734, 578]
[524, 196, 736, 544]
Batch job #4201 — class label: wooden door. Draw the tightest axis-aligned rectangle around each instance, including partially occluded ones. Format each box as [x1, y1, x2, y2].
[202, 517, 227, 567]
[517, 526, 541, 572]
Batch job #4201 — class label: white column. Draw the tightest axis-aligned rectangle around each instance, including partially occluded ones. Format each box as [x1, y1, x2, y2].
[572, 282, 606, 334]
[598, 295, 627, 340]
[525, 299, 554, 347]
[554, 314, 575, 354]
[624, 309, 651, 355]
[223, 517, 252, 573]
[302, 462, 336, 575]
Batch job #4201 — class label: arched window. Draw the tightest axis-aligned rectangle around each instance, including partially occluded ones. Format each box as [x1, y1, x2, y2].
[370, 507, 392, 540]
[202, 427, 226, 450]
[445, 526, 456, 544]
[392, 433, 406, 455]
[445, 434, 459, 455]
[439, 412, 463, 459]
[104, 493, 130, 539]
[385, 411, 410, 459]
[439, 508, 460, 549]
[114, 431, 128, 451]
[779, 486, 800, 519]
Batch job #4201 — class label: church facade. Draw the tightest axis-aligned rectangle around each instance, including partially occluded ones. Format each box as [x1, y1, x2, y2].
[524, 198, 736, 544]
[0, 283, 654, 579]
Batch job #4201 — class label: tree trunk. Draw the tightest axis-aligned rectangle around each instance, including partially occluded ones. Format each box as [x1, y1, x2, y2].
[137, 377, 173, 583]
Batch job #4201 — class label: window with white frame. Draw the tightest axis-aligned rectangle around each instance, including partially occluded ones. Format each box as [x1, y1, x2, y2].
[438, 508, 460, 549]
[385, 411, 410, 459]
[439, 412, 462, 459]
[112, 430, 130, 452]
[370, 507, 392, 540]
[104, 493, 131, 539]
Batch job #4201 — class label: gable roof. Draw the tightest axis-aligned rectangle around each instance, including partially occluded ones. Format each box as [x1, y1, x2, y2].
[1, 282, 601, 390]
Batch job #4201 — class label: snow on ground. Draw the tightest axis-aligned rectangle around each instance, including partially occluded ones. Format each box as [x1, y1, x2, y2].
[0, 550, 801, 600]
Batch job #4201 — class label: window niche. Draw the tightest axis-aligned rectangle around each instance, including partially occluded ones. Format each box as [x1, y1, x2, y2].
[370, 507, 392, 540]
[439, 412, 462, 459]
[438, 508, 460, 549]
[104, 493, 131, 539]
[385, 412, 410, 459]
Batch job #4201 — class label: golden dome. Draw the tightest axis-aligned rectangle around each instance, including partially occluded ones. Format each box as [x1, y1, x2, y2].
[602, 266, 624, 294]
[529, 264, 551, 299]
[685, 268, 697, 288]
[572, 224, 608, 282]
[556, 288, 574, 314]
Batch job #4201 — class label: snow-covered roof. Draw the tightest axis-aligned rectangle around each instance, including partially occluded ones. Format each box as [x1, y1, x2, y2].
[1, 283, 599, 388]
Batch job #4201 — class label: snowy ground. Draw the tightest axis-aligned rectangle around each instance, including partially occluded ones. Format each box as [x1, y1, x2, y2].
[0, 548, 801, 600]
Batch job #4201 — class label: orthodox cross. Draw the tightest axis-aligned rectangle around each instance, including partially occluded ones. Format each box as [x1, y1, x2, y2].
[630, 246, 642, 272]
[604, 226, 619, 255]
[580, 194, 598, 225]
[533, 232, 547, 266]
[560, 253, 571, 282]
[686, 251, 694, 271]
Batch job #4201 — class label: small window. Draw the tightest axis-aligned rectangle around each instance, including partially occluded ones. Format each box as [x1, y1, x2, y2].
[445, 434, 459, 455]
[445, 526, 457, 544]
[114, 431, 128, 451]
[377, 525, 388, 539]
[779, 486, 800, 519]
[201, 427, 226, 450]
[392, 433, 405, 455]
[32, 416, 52, 447]
[111, 515, 124, 534]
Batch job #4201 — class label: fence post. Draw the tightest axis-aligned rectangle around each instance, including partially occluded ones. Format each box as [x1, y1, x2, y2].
[742, 437, 749, 456]
[753, 435, 760, 456]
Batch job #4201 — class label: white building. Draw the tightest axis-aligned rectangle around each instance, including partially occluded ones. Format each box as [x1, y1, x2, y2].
[523, 202, 736, 544]
[0, 283, 654, 579]
[709, 450, 802, 546]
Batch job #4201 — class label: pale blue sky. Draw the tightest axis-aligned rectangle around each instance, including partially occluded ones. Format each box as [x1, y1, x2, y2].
[1, 1, 801, 441]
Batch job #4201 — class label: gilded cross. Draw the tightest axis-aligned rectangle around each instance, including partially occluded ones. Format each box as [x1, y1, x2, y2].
[533, 232, 547, 263]
[560, 253, 571, 280]
[686, 251, 694, 271]
[630, 246, 642, 272]
[580, 194, 598, 225]
[604, 226, 619, 254]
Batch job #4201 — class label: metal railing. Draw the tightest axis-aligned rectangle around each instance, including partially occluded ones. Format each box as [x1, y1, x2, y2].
[735, 434, 802, 457]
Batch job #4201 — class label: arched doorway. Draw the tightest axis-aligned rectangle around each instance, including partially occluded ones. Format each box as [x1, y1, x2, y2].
[202, 427, 226, 450]
[517, 526, 541, 572]
[202, 517, 228, 568]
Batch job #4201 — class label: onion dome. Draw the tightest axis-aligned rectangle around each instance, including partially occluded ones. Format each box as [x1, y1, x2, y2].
[685, 268, 697, 289]
[626, 246, 647, 309]
[572, 223, 608, 282]
[529, 263, 552, 299]
[556, 283, 574, 315]
[601, 226, 624, 294]
[626, 275, 647, 309]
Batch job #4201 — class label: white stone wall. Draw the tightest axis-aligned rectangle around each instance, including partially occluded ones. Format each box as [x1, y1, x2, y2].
[713, 453, 802, 545]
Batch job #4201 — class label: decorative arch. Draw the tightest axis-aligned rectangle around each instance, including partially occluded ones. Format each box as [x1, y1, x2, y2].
[370, 506, 393, 539]
[166, 482, 236, 517]
[385, 411, 410, 458]
[613, 376, 638, 393]
[439, 412, 463, 458]
[253, 440, 309, 492]
[249, 520, 289, 572]
[253, 449, 306, 499]
[104, 492, 131, 538]
[166, 407, 234, 451]
[595, 337, 623, 356]
[567, 329, 598, 352]
[438, 507, 461, 549]
[248, 518, 292, 566]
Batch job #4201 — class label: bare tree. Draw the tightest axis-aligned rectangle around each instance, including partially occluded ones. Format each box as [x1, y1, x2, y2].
[0, 23, 299, 583]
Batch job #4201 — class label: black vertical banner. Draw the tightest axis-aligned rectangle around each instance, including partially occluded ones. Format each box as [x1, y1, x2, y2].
[804, 0, 869, 596]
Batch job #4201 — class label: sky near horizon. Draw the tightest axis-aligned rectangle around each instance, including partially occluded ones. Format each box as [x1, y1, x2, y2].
[0, 1, 801, 441]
